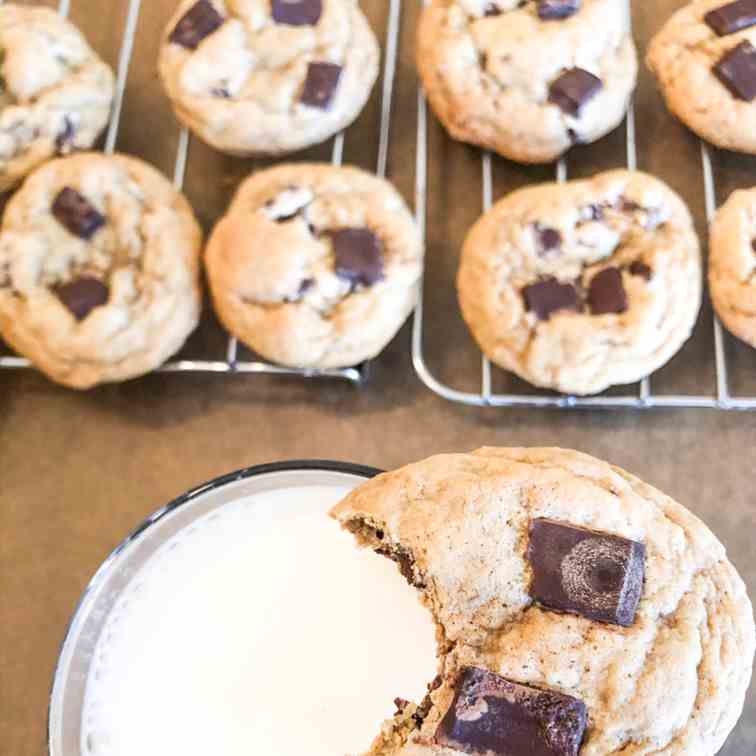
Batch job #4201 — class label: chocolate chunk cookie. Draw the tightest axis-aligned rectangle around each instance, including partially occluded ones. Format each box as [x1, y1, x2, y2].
[204, 163, 423, 368]
[416, 0, 638, 164]
[648, 0, 756, 154]
[332, 447, 755, 756]
[0, 153, 203, 389]
[457, 170, 702, 395]
[0, 5, 115, 191]
[158, 0, 380, 156]
[709, 186, 756, 348]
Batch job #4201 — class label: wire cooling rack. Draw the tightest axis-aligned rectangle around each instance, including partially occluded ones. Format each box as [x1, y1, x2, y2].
[410, 1, 756, 410]
[0, 0, 405, 386]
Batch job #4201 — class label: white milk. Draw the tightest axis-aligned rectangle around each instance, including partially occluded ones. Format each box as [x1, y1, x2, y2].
[81, 483, 437, 756]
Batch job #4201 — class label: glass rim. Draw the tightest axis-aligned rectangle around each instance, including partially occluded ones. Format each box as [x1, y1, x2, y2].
[47, 459, 382, 755]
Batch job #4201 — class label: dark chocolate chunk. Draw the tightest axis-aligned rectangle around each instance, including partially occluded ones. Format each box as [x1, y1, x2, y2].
[52, 187, 105, 240]
[629, 261, 652, 281]
[211, 86, 231, 98]
[55, 117, 75, 154]
[713, 40, 756, 100]
[619, 198, 642, 212]
[435, 667, 588, 756]
[548, 68, 602, 116]
[300, 62, 342, 109]
[751, 239, 756, 253]
[538, 0, 581, 20]
[375, 545, 424, 589]
[55, 277, 109, 321]
[331, 227, 384, 288]
[587, 203, 605, 221]
[523, 278, 580, 321]
[538, 226, 562, 254]
[298, 277, 315, 295]
[528, 518, 646, 627]
[588, 267, 628, 315]
[169, 0, 224, 50]
[394, 698, 410, 716]
[705, 0, 756, 36]
[484, 3, 502, 16]
[272, 0, 322, 26]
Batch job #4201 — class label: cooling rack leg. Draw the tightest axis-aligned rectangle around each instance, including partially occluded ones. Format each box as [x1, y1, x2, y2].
[701, 142, 731, 406]
[104, 0, 142, 155]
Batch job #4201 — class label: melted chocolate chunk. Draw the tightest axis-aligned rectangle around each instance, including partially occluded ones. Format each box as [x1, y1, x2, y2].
[435, 667, 588, 756]
[375, 545, 425, 588]
[331, 227, 384, 288]
[169, 0, 225, 50]
[548, 68, 602, 116]
[300, 62, 342, 109]
[52, 187, 106, 240]
[588, 267, 627, 315]
[751, 239, 756, 253]
[538, 0, 580, 20]
[484, 3, 502, 16]
[394, 698, 411, 715]
[523, 278, 580, 321]
[272, 0, 322, 25]
[528, 518, 646, 627]
[55, 117, 75, 154]
[298, 277, 315, 295]
[629, 261, 652, 281]
[55, 277, 109, 321]
[538, 226, 562, 254]
[713, 40, 756, 100]
[705, 0, 756, 36]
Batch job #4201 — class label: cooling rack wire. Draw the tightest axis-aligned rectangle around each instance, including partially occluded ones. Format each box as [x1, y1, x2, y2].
[0, 0, 753, 409]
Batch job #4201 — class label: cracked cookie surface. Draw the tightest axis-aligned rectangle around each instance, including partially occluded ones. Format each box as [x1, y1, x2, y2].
[0, 153, 202, 389]
[709, 186, 756, 348]
[457, 170, 702, 395]
[648, 0, 756, 154]
[331, 447, 755, 756]
[205, 162, 423, 368]
[416, 0, 637, 164]
[0, 5, 115, 191]
[158, 0, 380, 156]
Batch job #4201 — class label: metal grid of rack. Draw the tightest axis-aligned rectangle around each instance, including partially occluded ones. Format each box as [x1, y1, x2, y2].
[411, 1, 756, 410]
[0, 0, 405, 386]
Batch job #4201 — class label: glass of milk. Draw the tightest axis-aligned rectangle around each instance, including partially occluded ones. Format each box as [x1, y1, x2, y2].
[48, 461, 438, 756]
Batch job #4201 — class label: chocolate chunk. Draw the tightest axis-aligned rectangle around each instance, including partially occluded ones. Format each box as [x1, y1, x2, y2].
[588, 267, 628, 315]
[331, 227, 384, 288]
[435, 667, 588, 756]
[55, 117, 75, 155]
[548, 68, 602, 116]
[619, 198, 642, 212]
[538, 0, 581, 20]
[629, 261, 652, 281]
[713, 40, 756, 100]
[705, 0, 756, 36]
[272, 0, 322, 25]
[169, 0, 224, 50]
[375, 545, 424, 589]
[751, 239, 756, 253]
[528, 518, 646, 627]
[523, 278, 580, 321]
[211, 86, 231, 98]
[484, 3, 502, 16]
[300, 62, 342, 109]
[52, 187, 106, 240]
[394, 698, 410, 715]
[538, 226, 562, 253]
[298, 277, 315, 295]
[55, 277, 109, 321]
